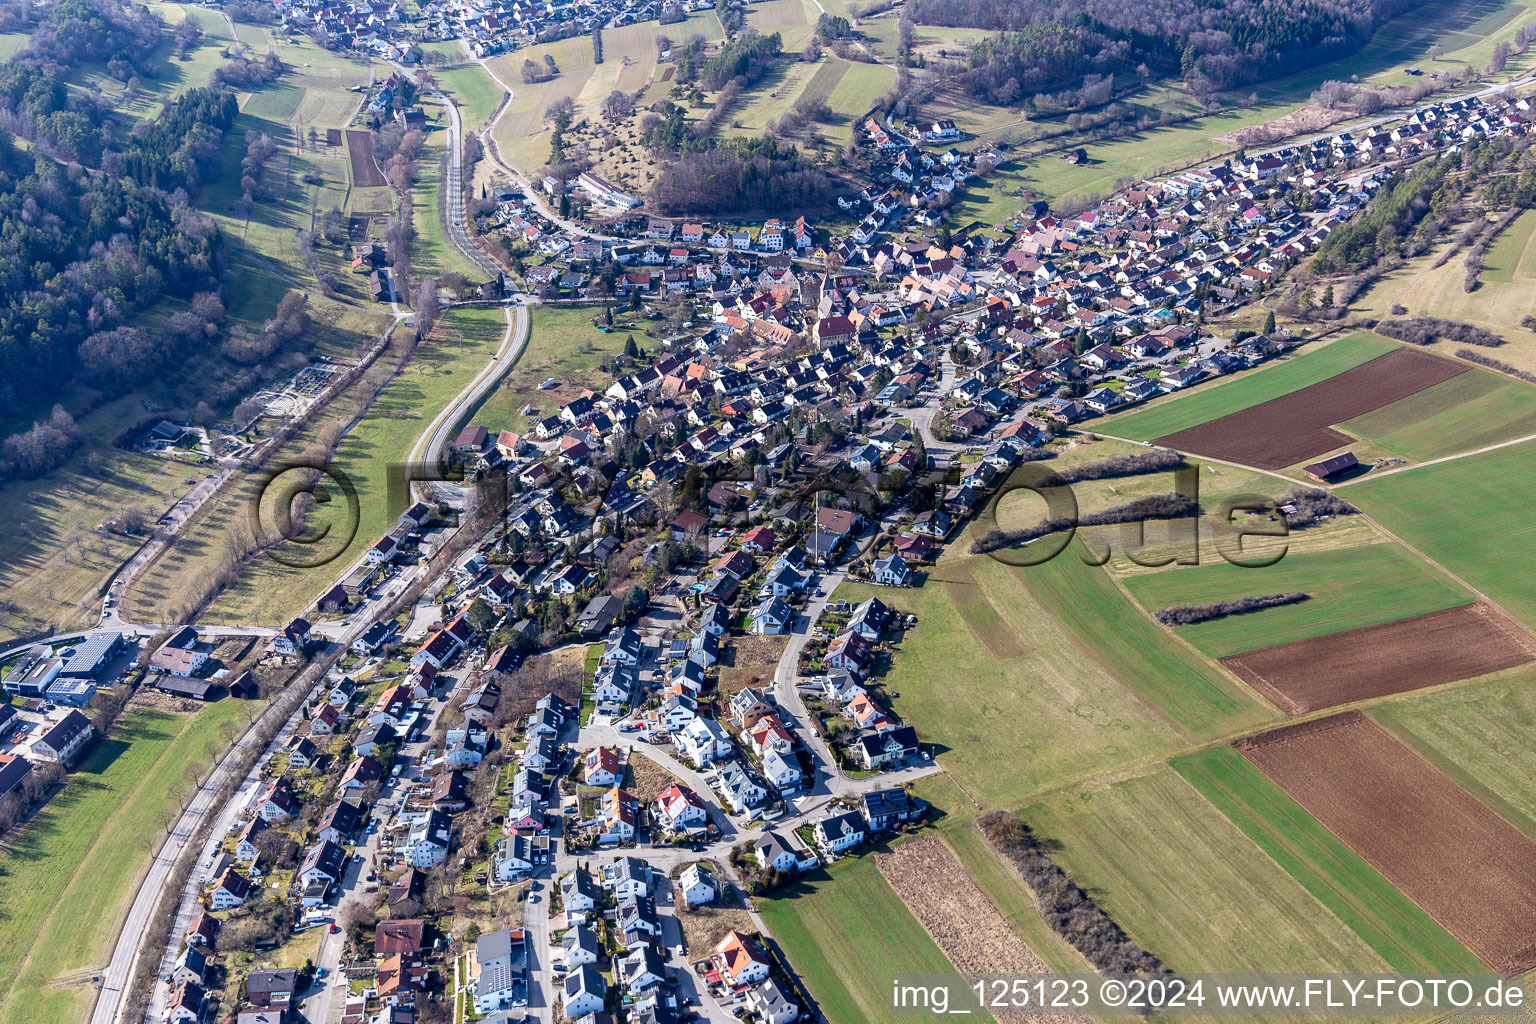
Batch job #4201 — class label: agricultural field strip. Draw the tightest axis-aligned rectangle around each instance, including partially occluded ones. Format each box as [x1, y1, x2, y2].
[876, 835, 1092, 1024]
[1023, 766, 1390, 979]
[758, 857, 972, 1024]
[1106, 333, 1398, 441]
[1237, 712, 1536, 973]
[1220, 603, 1536, 715]
[1012, 541, 1271, 739]
[1369, 677, 1536, 842]
[1171, 747, 1482, 974]
[1153, 347, 1469, 471]
[1348, 438, 1536, 630]
[1120, 542, 1474, 657]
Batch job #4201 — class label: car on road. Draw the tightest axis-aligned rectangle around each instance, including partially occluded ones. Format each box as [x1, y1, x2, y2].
[329, 923, 339, 933]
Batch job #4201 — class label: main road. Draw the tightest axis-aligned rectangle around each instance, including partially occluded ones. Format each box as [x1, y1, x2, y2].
[89, 65, 536, 1024]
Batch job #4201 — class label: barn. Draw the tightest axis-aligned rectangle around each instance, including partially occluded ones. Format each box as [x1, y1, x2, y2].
[1304, 452, 1359, 481]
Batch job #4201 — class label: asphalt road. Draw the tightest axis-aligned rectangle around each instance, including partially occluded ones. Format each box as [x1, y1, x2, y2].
[93, 72, 534, 1024]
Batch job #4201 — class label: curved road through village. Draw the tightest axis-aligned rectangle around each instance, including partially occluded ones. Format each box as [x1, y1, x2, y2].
[89, 65, 532, 1024]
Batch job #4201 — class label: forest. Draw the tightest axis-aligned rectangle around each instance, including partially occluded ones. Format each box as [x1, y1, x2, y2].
[922, 0, 1425, 102]
[647, 135, 835, 216]
[0, 0, 238, 481]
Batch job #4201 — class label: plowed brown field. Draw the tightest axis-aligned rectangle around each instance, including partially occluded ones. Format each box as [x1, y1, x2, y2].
[1237, 712, 1536, 972]
[1155, 348, 1466, 469]
[876, 835, 1093, 1023]
[347, 129, 387, 187]
[1220, 603, 1536, 715]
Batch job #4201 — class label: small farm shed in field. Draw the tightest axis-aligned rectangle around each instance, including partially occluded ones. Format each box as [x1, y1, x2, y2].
[1304, 452, 1360, 481]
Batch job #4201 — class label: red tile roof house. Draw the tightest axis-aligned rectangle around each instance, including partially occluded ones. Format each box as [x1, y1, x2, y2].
[455, 424, 490, 452]
[375, 918, 427, 956]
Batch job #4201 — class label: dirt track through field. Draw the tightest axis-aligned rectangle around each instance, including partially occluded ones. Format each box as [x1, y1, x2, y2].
[1220, 603, 1536, 714]
[1237, 712, 1536, 972]
[877, 835, 1093, 1023]
[346, 129, 387, 187]
[1156, 348, 1466, 469]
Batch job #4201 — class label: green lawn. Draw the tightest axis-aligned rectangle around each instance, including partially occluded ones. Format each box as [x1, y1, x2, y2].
[1347, 439, 1536, 630]
[205, 304, 510, 624]
[833, 553, 1184, 810]
[1024, 766, 1390, 977]
[1172, 746, 1482, 974]
[1120, 542, 1473, 657]
[0, 702, 252, 1024]
[1103, 332, 1398, 440]
[411, 107, 488, 283]
[1011, 538, 1272, 737]
[469, 304, 638, 432]
[1336, 369, 1536, 461]
[758, 855, 976, 1024]
[1370, 668, 1536, 841]
[437, 64, 505, 131]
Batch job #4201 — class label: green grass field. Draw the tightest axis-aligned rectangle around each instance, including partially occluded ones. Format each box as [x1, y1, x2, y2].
[1011, 538, 1271, 737]
[437, 64, 505, 131]
[758, 855, 976, 1024]
[833, 554, 1184, 810]
[1347, 439, 1536, 630]
[0, 703, 251, 1024]
[1336, 369, 1536, 461]
[1120, 542, 1473, 657]
[0, 415, 194, 643]
[1104, 332, 1398, 441]
[1024, 766, 1390, 976]
[411, 107, 488, 282]
[203, 305, 509, 624]
[1172, 746, 1482, 974]
[469, 304, 638, 432]
[244, 81, 306, 119]
[1370, 667, 1536, 840]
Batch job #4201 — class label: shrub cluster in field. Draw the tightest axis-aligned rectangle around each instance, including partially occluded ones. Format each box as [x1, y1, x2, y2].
[971, 493, 1197, 553]
[978, 811, 1169, 979]
[1276, 487, 1358, 528]
[1376, 317, 1504, 348]
[1054, 447, 1181, 484]
[1153, 592, 1310, 625]
[1455, 348, 1536, 386]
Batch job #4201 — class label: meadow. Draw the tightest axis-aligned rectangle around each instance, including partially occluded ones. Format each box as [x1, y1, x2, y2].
[1023, 766, 1391, 976]
[0, 422, 192, 643]
[1353, 208, 1536, 374]
[757, 854, 977, 1024]
[436, 63, 506, 131]
[1347, 439, 1536, 630]
[0, 702, 252, 1024]
[204, 305, 510, 625]
[1336, 368, 1536, 462]
[1103, 332, 1397, 441]
[1172, 746, 1482, 974]
[468, 304, 639, 432]
[1120, 541, 1473, 657]
[833, 555, 1184, 811]
[1009, 538, 1271, 736]
[1370, 667, 1536, 840]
